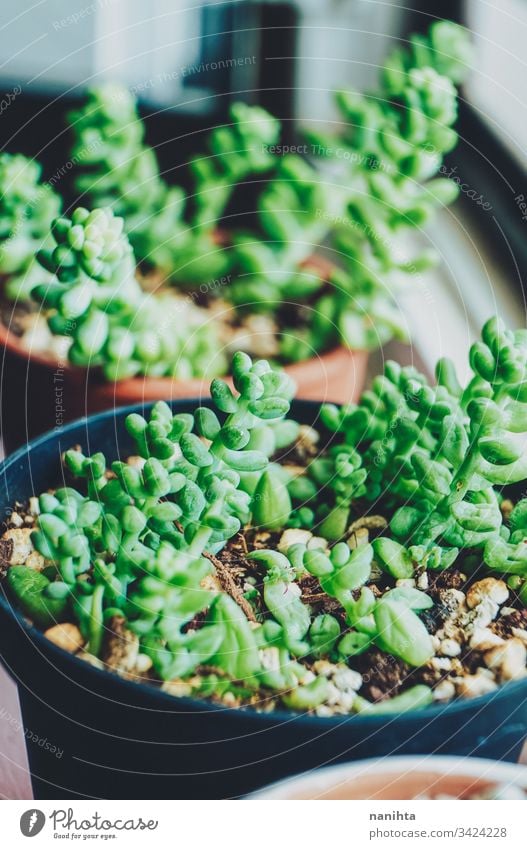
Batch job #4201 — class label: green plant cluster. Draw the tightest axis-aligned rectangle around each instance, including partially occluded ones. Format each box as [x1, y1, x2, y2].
[68, 84, 192, 276]
[306, 20, 472, 350]
[309, 317, 527, 580]
[69, 88, 279, 283]
[1, 21, 472, 392]
[7, 354, 325, 703]
[4, 347, 438, 711]
[250, 542, 433, 666]
[2, 22, 471, 382]
[0, 153, 61, 300]
[7, 317, 527, 711]
[57, 20, 471, 370]
[69, 82, 345, 339]
[32, 206, 225, 379]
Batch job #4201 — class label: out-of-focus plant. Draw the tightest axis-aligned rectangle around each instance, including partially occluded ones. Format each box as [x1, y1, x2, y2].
[69, 88, 277, 284]
[32, 206, 225, 379]
[68, 85, 192, 276]
[64, 21, 471, 365]
[304, 20, 472, 350]
[0, 153, 61, 300]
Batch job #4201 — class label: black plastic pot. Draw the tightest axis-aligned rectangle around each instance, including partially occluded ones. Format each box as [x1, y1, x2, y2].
[0, 401, 526, 800]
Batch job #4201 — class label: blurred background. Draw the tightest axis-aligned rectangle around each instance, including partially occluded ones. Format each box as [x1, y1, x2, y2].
[1, 0, 525, 379]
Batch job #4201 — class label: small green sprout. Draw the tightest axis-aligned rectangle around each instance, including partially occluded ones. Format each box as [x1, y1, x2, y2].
[32, 206, 225, 379]
[0, 153, 61, 300]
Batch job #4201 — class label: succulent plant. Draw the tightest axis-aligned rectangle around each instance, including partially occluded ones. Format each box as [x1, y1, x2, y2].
[5, 318, 527, 713]
[68, 84, 190, 275]
[32, 206, 226, 379]
[0, 153, 61, 300]
[189, 101, 279, 230]
[68, 88, 275, 285]
[305, 20, 472, 350]
[312, 318, 527, 581]
[61, 21, 470, 366]
[19, 352, 312, 688]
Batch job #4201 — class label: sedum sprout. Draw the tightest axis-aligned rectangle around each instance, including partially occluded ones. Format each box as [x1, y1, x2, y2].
[0, 153, 61, 300]
[305, 20, 472, 351]
[258, 540, 434, 667]
[5, 318, 527, 711]
[68, 84, 191, 276]
[312, 317, 527, 580]
[32, 206, 226, 380]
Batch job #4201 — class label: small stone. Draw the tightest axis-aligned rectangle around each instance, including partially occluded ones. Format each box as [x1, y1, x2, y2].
[336, 691, 355, 712]
[200, 573, 222, 592]
[484, 639, 527, 682]
[325, 683, 342, 706]
[315, 705, 334, 717]
[477, 666, 496, 680]
[440, 639, 461, 657]
[162, 679, 192, 697]
[26, 550, 46, 571]
[44, 623, 85, 653]
[312, 659, 336, 678]
[277, 528, 312, 552]
[333, 668, 362, 692]
[467, 598, 500, 632]
[416, 572, 429, 590]
[307, 536, 329, 551]
[297, 424, 320, 453]
[430, 657, 453, 671]
[470, 628, 505, 651]
[439, 588, 466, 616]
[479, 783, 526, 800]
[126, 455, 146, 469]
[253, 531, 271, 546]
[466, 578, 509, 609]
[433, 680, 456, 701]
[396, 578, 416, 588]
[0, 527, 45, 571]
[135, 654, 153, 674]
[455, 673, 498, 699]
[10, 512, 24, 528]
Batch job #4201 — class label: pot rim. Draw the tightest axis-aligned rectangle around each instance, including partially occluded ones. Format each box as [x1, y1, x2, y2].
[0, 317, 361, 385]
[247, 754, 527, 799]
[1, 399, 526, 729]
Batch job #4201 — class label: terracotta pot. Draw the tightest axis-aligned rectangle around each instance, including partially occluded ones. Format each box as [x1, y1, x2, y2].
[251, 756, 527, 800]
[0, 320, 368, 454]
